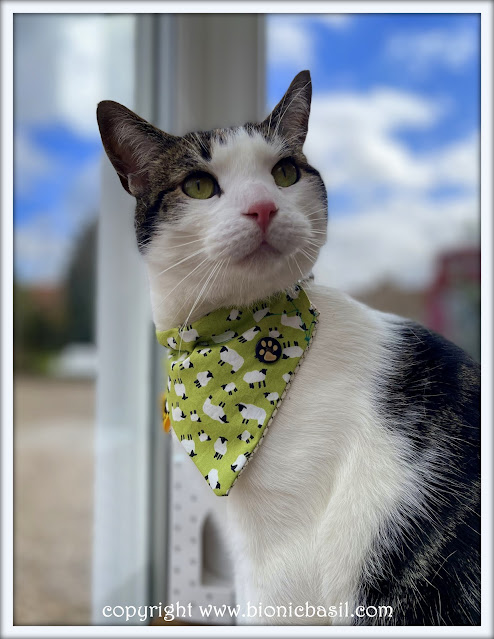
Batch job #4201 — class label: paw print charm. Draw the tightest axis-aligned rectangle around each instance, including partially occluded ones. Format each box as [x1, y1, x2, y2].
[255, 337, 282, 364]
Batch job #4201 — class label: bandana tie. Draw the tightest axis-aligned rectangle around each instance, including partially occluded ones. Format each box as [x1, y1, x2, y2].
[156, 285, 318, 496]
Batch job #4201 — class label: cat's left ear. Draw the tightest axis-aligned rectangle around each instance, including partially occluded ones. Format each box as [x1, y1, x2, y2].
[262, 70, 312, 147]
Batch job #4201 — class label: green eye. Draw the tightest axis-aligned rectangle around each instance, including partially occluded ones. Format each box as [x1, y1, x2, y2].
[272, 158, 299, 188]
[182, 172, 218, 199]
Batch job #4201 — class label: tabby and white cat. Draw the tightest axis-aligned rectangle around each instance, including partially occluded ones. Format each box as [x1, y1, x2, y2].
[97, 71, 480, 625]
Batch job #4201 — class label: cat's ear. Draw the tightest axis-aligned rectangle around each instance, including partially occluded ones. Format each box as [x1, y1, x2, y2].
[96, 100, 177, 196]
[262, 70, 312, 147]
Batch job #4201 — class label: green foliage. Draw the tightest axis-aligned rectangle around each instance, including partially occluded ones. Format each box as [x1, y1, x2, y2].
[14, 219, 97, 373]
[65, 221, 97, 344]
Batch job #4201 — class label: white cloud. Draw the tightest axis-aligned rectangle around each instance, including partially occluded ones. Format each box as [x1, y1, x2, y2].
[15, 215, 74, 284]
[313, 195, 479, 293]
[316, 14, 353, 30]
[385, 28, 478, 75]
[267, 16, 313, 69]
[427, 133, 479, 187]
[14, 129, 55, 196]
[303, 88, 479, 292]
[15, 14, 134, 136]
[305, 88, 445, 193]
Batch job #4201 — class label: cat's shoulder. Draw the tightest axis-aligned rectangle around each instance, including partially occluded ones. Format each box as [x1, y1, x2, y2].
[306, 282, 479, 417]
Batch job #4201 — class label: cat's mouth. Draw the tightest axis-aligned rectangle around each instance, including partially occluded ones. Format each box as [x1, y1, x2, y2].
[236, 240, 282, 265]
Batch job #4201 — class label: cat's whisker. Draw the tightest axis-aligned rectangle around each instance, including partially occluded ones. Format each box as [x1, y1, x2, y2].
[177, 261, 223, 354]
[291, 253, 305, 279]
[305, 207, 328, 215]
[153, 255, 211, 311]
[164, 238, 204, 250]
[299, 244, 320, 256]
[306, 211, 329, 219]
[152, 248, 208, 279]
[178, 256, 230, 352]
[172, 258, 218, 319]
[299, 247, 318, 262]
[180, 248, 231, 318]
[307, 214, 328, 220]
[284, 253, 296, 278]
[173, 247, 232, 322]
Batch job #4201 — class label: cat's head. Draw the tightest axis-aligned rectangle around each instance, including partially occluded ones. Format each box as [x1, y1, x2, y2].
[97, 70, 327, 329]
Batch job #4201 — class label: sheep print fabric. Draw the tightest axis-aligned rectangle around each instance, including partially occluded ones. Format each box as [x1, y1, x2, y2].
[156, 285, 319, 496]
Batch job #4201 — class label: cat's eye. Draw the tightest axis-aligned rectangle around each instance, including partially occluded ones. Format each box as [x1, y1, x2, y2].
[182, 172, 219, 199]
[271, 158, 299, 188]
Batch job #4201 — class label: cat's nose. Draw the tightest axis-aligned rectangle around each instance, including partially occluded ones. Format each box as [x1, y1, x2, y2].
[244, 200, 278, 233]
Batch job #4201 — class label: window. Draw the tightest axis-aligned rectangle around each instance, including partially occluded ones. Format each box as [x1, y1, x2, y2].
[13, 13, 136, 625]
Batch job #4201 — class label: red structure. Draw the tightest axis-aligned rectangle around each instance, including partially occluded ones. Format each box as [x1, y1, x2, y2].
[426, 247, 480, 360]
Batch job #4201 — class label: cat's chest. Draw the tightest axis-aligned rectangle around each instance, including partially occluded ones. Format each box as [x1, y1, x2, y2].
[225, 291, 408, 620]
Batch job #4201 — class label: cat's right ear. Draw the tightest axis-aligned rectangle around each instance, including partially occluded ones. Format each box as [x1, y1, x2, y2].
[96, 101, 177, 196]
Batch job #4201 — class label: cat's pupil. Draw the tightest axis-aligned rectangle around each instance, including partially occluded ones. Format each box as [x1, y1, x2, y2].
[182, 172, 217, 199]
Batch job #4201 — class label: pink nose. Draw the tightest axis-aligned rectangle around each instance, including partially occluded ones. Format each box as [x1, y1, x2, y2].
[244, 200, 278, 233]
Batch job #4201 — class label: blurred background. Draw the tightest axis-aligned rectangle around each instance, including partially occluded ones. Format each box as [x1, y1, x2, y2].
[13, 12, 480, 626]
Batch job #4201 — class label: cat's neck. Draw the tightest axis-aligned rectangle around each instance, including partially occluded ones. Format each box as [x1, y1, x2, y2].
[146, 267, 309, 331]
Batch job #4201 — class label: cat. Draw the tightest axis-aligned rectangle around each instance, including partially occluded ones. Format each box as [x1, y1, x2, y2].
[97, 70, 480, 625]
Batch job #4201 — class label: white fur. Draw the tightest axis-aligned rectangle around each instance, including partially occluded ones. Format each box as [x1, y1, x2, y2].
[227, 285, 423, 625]
[140, 127, 425, 624]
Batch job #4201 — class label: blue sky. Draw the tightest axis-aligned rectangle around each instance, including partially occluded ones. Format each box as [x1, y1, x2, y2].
[14, 12, 480, 292]
[268, 13, 479, 148]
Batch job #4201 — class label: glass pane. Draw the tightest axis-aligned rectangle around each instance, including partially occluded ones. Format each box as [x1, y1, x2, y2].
[13, 13, 135, 624]
[267, 13, 480, 360]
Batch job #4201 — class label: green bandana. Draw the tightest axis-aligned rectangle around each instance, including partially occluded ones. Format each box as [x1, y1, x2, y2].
[156, 285, 318, 496]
